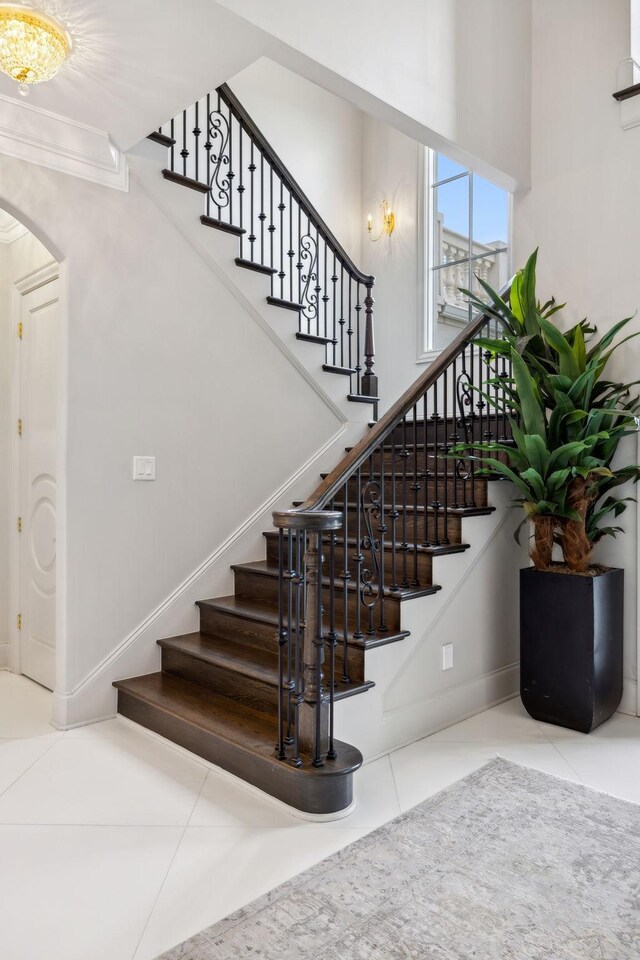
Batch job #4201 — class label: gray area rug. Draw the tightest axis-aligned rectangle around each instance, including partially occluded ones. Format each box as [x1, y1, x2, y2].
[158, 758, 640, 959]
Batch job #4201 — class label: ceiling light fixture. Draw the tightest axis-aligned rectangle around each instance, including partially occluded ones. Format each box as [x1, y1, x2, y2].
[0, 4, 71, 96]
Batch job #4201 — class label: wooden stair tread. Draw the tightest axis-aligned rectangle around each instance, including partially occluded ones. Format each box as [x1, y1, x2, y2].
[235, 257, 277, 276]
[262, 529, 471, 557]
[197, 595, 410, 649]
[291, 499, 494, 518]
[114, 672, 362, 780]
[162, 169, 209, 193]
[231, 559, 442, 601]
[157, 632, 374, 701]
[115, 671, 278, 749]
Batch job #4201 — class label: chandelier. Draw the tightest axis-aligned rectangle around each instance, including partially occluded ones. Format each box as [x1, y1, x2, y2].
[0, 5, 71, 96]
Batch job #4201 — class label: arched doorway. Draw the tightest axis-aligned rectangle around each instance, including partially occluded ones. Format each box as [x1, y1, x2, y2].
[0, 208, 60, 691]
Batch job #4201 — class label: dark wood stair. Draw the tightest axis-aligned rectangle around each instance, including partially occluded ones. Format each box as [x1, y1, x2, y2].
[115, 456, 492, 814]
[114, 672, 361, 814]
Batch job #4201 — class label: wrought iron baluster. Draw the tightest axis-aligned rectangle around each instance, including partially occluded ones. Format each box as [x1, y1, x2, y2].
[354, 467, 363, 640]
[269, 164, 275, 293]
[340, 268, 345, 370]
[323, 241, 329, 342]
[431, 384, 441, 545]
[170, 118, 175, 171]
[412, 406, 420, 583]
[278, 182, 285, 300]
[193, 100, 200, 183]
[286, 529, 293, 745]
[390, 423, 399, 592]
[238, 121, 245, 258]
[276, 527, 286, 760]
[288, 195, 294, 302]
[401, 417, 409, 587]
[204, 94, 211, 219]
[327, 498, 337, 760]
[228, 106, 234, 226]
[442, 368, 450, 544]
[292, 529, 303, 767]
[248, 141, 256, 262]
[340, 483, 350, 683]
[355, 282, 362, 394]
[331, 254, 338, 367]
[259, 152, 266, 266]
[181, 109, 188, 177]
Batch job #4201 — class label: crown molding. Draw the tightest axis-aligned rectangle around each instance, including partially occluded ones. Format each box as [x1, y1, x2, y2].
[0, 92, 129, 191]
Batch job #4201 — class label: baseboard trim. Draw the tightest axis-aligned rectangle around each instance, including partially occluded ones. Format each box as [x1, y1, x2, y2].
[620, 678, 638, 716]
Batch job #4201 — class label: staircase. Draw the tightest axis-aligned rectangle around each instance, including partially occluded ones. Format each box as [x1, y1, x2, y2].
[148, 83, 379, 418]
[115, 83, 514, 816]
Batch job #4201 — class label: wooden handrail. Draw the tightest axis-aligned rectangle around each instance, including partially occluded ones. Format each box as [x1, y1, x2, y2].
[293, 282, 513, 512]
[219, 83, 374, 286]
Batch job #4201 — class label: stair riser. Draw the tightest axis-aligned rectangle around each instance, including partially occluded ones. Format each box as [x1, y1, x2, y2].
[387, 417, 511, 447]
[334, 505, 463, 545]
[264, 535, 434, 584]
[162, 645, 367, 709]
[162, 647, 278, 714]
[199, 604, 277, 653]
[338, 473, 487, 509]
[198, 603, 384, 665]
[232, 568, 402, 632]
[116, 689, 358, 815]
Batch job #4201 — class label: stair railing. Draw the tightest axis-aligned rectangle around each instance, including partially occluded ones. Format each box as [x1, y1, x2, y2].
[154, 84, 378, 407]
[272, 287, 513, 768]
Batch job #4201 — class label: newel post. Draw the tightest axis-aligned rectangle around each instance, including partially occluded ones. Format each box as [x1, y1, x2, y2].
[272, 509, 342, 766]
[361, 279, 378, 401]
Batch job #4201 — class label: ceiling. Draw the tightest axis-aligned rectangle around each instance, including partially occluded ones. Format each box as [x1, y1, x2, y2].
[0, 0, 274, 150]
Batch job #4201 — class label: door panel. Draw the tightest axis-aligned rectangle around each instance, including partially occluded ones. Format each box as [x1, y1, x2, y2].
[19, 280, 59, 690]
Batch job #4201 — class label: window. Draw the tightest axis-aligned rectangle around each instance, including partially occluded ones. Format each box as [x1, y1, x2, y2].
[420, 149, 511, 359]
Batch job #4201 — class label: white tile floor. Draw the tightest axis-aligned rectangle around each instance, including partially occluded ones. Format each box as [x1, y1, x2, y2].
[1, 670, 639, 960]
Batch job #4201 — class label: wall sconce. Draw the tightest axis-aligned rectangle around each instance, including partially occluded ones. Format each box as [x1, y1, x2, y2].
[367, 201, 395, 242]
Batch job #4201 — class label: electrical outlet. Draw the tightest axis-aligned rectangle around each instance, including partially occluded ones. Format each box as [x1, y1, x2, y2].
[133, 456, 156, 481]
[442, 643, 454, 671]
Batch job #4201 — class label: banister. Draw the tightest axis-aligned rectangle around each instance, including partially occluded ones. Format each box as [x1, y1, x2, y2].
[289, 281, 512, 514]
[218, 83, 374, 287]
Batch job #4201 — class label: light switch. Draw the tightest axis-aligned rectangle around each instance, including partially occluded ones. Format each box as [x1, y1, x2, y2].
[133, 456, 156, 481]
[442, 643, 454, 671]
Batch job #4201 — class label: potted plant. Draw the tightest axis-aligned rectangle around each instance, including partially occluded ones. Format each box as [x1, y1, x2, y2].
[457, 251, 640, 732]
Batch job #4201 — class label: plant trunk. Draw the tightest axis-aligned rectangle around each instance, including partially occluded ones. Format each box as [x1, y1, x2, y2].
[563, 477, 593, 573]
[531, 516, 554, 570]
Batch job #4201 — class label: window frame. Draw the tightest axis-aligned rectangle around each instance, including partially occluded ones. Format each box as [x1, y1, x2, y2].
[417, 146, 512, 364]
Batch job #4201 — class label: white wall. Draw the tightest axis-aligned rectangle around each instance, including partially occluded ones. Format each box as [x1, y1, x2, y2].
[360, 117, 423, 414]
[229, 59, 364, 266]
[0, 148, 352, 722]
[514, 0, 640, 709]
[0, 228, 53, 669]
[214, 0, 532, 190]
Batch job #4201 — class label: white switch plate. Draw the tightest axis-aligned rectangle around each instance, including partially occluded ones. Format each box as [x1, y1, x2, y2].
[133, 456, 156, 481]
[442, 643, 454, 671]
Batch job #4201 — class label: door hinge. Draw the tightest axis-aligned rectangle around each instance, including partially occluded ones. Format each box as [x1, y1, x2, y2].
[17, 418, 22, 436]
[17, 321, 23, 339]
[17, 516, 22, 533]
[17, 613, 22, 631]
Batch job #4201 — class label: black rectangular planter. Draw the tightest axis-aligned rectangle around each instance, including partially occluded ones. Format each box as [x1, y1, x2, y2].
[520, 566, 624, 733]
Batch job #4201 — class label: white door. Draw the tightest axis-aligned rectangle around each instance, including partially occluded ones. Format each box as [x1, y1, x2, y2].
[17, 278, 59, 690]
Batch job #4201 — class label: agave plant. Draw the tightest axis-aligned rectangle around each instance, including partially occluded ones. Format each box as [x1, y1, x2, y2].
[455, 251, 640, 573]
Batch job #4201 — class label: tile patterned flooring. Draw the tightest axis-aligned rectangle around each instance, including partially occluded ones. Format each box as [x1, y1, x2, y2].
[1, 670, 639, 960]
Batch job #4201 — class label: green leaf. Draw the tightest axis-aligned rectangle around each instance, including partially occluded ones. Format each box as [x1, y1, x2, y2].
[510, 349, 547, 439]
[537, 314, 579, 379]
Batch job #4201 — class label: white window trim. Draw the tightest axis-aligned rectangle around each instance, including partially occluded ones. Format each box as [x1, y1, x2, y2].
[416, 145, 513, 365]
